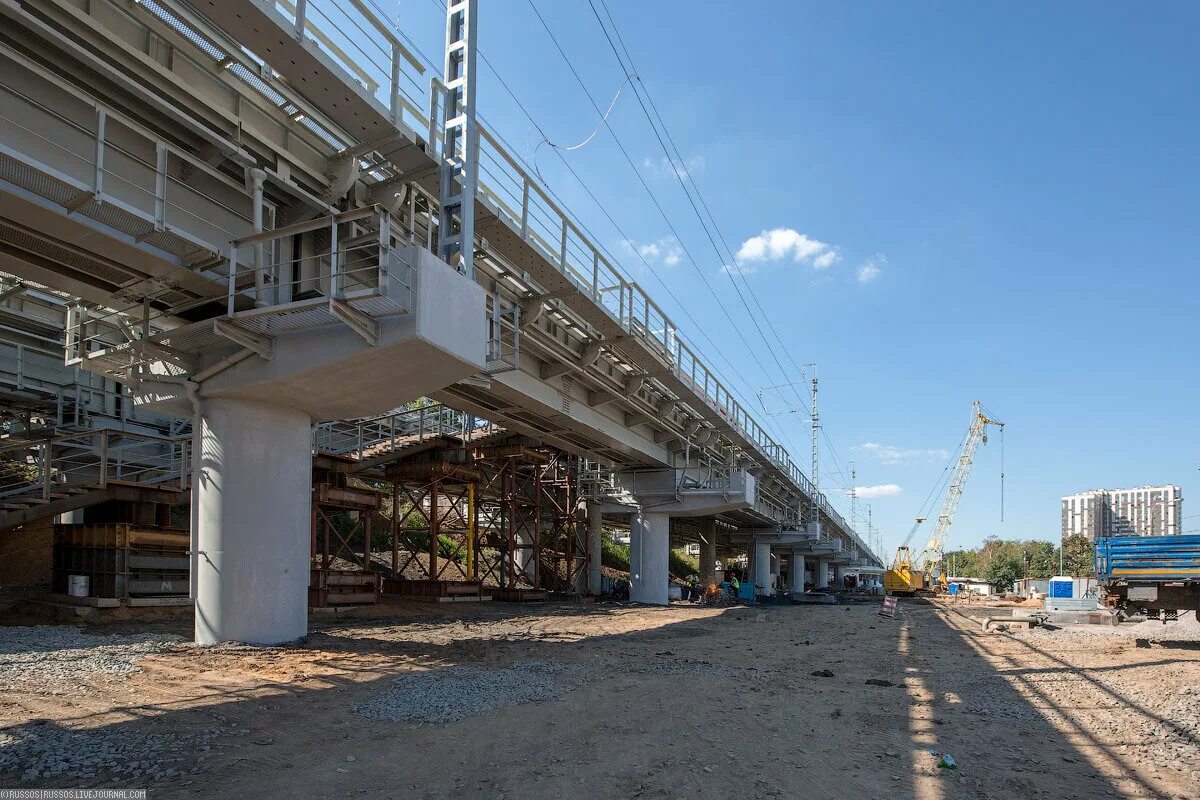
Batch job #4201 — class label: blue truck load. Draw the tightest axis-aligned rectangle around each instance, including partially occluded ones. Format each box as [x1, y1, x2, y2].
[1095, 535, 1200, 582]
[1094, 535, 1200, 617]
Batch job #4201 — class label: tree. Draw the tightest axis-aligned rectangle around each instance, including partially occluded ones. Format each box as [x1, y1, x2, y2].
[1060, 534, 1096, 577]
[1026, 540, 1057, 579]
[984, 553, 1022, 592]
[946, 549, 980, 578]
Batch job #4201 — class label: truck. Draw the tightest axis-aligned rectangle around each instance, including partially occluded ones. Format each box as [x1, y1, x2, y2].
[1094, 534, 1200, 621]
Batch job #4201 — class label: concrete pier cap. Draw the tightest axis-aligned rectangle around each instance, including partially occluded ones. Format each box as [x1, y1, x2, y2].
[138, 250, 488, 644]
[615, 468, 756, 517]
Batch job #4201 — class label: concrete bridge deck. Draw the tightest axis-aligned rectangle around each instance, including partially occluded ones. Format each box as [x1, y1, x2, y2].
[0, 0, 880, 642]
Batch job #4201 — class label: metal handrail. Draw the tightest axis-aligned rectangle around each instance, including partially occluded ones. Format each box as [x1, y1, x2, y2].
[0, 429, 189, 501]
[312, 402, 493, 459]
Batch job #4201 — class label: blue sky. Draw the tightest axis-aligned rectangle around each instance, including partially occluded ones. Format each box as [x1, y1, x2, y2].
[390, 0, 1200, 555]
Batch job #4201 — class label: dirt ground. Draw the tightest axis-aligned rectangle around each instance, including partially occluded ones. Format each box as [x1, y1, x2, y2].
[2, 597, 1199, 799]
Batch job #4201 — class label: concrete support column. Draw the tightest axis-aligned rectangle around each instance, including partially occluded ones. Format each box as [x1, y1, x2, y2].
[629, 510, 670, 605]
[816, 560, 830, 590]
[195, 398, 312, 645]
[587, 503, 603, 595]
[753, 540, 772, 596]
[699, 518, 717, 586]
[515, 527, 536, 584]
[834, 564, 845, 589]
[791, 550, 806, 592]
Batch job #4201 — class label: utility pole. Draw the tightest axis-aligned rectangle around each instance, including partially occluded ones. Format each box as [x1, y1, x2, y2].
[808, 364, 820, 535]
[849, 461, 857, 532]
[867, 504, 873, 556]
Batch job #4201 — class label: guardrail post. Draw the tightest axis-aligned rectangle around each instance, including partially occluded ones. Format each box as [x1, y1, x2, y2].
[94, 108, 106, 199]
[520, 178, 529, 239]
[329, 215, 341, 297]
[294, 0, 308, 39]
[41, 441, 52, 499]
[390, 41, 402, 125]
[559, 218, 568, 270]
[179, 438, 188, 490]
[77, 306, 89, 360]
[154, 143, 167, 231]
[226, 242, 237, 315]
[98, 430, 109, 488]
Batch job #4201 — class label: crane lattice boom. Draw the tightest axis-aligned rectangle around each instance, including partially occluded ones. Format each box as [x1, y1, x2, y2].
[913, 400, 1003, 575]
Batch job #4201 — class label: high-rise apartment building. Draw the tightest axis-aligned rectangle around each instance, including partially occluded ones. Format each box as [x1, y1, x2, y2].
[1061, 486, 1183, 540]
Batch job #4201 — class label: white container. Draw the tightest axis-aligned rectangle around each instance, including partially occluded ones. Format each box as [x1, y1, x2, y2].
[67, 575, 90, 597]
[667, 585, 683, 600]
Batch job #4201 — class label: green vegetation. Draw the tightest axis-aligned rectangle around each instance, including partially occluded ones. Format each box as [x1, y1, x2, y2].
[0, 455, 37, 490]
[599, 532, 700, 580]
[941, 534, 1096, 582]
[669, 548, 699, 579]
[983, 553, 1022, 592]
[600, 531, 630, 572]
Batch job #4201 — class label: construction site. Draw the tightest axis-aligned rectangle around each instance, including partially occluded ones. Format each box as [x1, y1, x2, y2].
[1, 1, 1198, 798]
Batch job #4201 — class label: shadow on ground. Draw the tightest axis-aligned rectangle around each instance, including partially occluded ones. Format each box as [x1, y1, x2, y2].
[0, 598, 1151, 799]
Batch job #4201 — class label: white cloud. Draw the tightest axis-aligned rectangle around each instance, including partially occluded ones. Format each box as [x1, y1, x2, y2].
[643, 154, 705, 180]
[736, 228, 831, 264]
[854, 442, 951, 466]
[857, 254, 885, 283]
[623, 236, 683, 268]
[854, 483, 904, 498]
[812, 248, 841, 270]
[720, 261, 756, 275]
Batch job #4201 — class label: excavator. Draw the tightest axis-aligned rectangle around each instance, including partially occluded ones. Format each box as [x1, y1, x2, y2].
[884, 401, 1004, 596]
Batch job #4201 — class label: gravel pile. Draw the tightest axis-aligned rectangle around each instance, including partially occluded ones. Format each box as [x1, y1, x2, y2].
[0, 720, 231, 783]
[0, 626, 181, 690]
[1124, 611, 1200, 642]
[624, 660, 731, 678]
[354, 657, 732, 724]
[353, 660, 590, 723]
[1017, 611, 1200, 643]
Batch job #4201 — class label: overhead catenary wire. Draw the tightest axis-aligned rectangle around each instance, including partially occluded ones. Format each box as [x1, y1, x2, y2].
[587, 0, 861, 498]
[413, 0, 800, 456]
[515, 0, 834, 474]
[417, 0, 855, 522]
[522, 0, 786, 399]
[532, 76, 633, 180]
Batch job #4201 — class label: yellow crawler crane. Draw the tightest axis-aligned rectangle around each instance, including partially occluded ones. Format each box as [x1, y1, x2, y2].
[884, 523, 926, 595]
[886, 401, 1005, 596]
